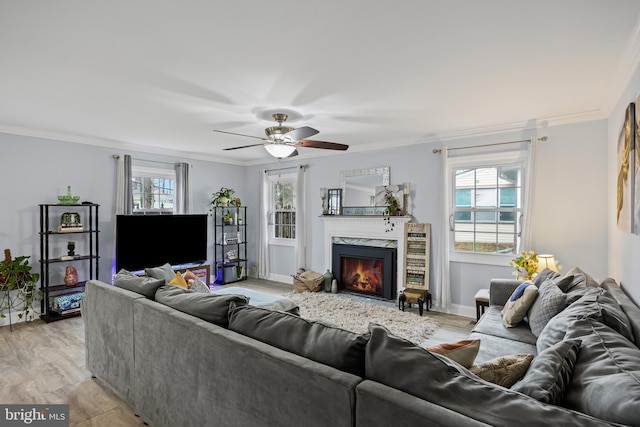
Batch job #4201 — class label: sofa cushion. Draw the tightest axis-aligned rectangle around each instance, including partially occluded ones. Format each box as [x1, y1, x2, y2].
[469, 331, 538, 364]
[114, 269, 165, 299]
[601, 278, 640, 344]
[189, 276, 211, 294]
[473, 306, 537, 346]
[502, 282, 538, 327]
[144, 263, 176, 282]
[469, 354, 533, 388]
[527, 276, 571, 336]
[563, 266, 600, 289]
[154, 285, 248, 327]
[537, 287, 635, 351]
[228, 303, 368, 377]
[562, 318, 640, 426]
[511, 339, 581, 404]
[426, 339, 480, 369]
[365, 324, 609, 427]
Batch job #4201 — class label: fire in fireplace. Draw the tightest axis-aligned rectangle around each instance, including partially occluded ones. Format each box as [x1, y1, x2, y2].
[332, 243, 396, 300]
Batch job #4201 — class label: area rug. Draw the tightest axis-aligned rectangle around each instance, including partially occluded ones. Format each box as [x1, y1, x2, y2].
[287, 292, 439, 345]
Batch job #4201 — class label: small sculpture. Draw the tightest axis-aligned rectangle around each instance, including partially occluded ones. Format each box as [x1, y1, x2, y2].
[67, 241, 75, 256]
[64, 266, 78, 286]
[58, 186, 80, 205]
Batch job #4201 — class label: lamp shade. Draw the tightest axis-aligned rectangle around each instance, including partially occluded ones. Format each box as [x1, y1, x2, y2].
[264, 143, 296, 158]
[537, 254, 559, 272]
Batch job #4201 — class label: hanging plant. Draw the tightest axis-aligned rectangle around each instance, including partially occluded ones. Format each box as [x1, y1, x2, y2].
[0, 249, 41, 324]
[383, 194, 401, 232]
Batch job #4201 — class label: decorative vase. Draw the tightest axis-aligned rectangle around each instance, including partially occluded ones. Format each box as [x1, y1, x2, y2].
[323, 269, 333, 292]
[331, 279, 338, 293]
[219, 197, 229, 206]
[64, 266, 78, 286]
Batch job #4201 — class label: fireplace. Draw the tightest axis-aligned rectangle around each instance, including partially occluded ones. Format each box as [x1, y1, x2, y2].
[332, 243, 396, 300]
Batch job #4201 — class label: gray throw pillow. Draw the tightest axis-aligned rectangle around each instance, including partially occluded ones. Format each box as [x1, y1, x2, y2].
[527, 276, 571, 336]
[511, 339, 581, 404]
[114, 268, 165, 299]
[364, 324, 606, 427]
[144, 263, 176, 282]
[228, 304, 369, 377]
[155, 285, 248, 327]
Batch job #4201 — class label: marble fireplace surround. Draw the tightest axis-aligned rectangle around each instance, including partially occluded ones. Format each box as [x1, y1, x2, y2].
[320, 216, 412, 298]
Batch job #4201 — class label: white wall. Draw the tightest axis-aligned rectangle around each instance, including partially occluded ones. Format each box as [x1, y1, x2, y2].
[608, 57, 640, 305]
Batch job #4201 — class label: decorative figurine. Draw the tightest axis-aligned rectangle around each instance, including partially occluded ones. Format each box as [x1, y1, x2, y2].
[67, 241, 76, 256]
[64, 266, 78, 286]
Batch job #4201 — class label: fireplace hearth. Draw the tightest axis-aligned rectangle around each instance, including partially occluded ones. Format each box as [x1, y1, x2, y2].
[332, 243, 396, 300]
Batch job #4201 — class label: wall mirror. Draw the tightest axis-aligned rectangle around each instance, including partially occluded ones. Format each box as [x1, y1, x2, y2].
[340, 167, 390, 208]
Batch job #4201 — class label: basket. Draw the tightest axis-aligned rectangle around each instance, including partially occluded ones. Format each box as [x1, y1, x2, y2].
[292, 270, 324, 293]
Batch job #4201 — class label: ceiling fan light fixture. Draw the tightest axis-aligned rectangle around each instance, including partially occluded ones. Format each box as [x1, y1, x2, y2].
[264, 143, 296, 158]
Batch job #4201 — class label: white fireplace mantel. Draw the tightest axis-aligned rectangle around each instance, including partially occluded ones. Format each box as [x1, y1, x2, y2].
[320, 215, 412, 295]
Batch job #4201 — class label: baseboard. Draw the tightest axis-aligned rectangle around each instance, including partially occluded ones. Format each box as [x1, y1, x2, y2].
[262, 273, 292, 284]
[0, 311, 40, 328]
[446, 303, 476, 319]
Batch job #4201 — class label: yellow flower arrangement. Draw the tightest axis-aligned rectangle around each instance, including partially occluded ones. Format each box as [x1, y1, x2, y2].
[509, 250, 539, 280]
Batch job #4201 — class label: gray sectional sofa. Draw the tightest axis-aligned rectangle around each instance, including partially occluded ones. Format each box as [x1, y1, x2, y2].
[83, 268, 640, 427]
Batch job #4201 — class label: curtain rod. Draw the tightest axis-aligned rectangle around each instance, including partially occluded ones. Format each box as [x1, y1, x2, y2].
[264, 164, 308, 173]
[112, 154, 179, 166]
[431, 136, 548, 154]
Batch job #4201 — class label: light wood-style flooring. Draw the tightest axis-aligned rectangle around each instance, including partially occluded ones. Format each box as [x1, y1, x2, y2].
[0, 278, 474, 426]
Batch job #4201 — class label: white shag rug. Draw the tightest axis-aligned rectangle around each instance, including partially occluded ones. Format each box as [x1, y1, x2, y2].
[287, 292, 439, 346]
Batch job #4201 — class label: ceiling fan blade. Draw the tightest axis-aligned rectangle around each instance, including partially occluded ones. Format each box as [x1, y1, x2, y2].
[223, 142, 266, 151]
[298, 139, 349, 151]
[284, 126, 319, 141]
[213, 129, 267, 141]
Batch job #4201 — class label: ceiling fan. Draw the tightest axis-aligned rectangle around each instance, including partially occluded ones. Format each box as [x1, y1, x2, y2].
[214, 113, 349, 158]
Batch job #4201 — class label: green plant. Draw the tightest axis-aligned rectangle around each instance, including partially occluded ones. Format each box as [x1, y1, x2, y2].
[509, 250, 539, 280]
[383, 193, 401, 232]
[0, 249, 41, 324]
[210, 187, 236, 208]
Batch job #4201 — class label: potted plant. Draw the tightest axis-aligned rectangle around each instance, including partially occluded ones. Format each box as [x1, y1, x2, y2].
[509, 250, 539, 280]
[210, 187, 236, 208]
[223, 211, 234, 225]
[0, 249, 41, 328]
[383, 193, 401, 232]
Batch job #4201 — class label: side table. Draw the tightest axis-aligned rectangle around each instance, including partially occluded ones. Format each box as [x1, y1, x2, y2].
[474, 288, 490, 321]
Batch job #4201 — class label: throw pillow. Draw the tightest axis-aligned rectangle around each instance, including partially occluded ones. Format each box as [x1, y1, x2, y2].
[502, 282, 538, 328]
[189, 276, 211, 293]
[169, 272, 189, 289]
[364, 324, 605, 426]
[184, 269, 199, 281]
[155, 285, 248, 327]
[426, 339, 480, 369]
[470, 354, 534, 388]
[533, 269, 561, 287]
[144, 263, 176, 282]
[114, 269, 165, 299]
[228, 303, 369, 377]
[527, 276, 570, 336]
[511, 339, 581, 404]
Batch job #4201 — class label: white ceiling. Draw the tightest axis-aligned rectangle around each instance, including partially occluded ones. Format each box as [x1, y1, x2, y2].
[2, 1, 640, 164]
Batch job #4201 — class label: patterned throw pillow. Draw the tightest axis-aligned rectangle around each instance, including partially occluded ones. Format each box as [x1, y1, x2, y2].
[502, 282, 539, 327]
[189, 277, 211, 293]
[527, 277, 571, 336]
[470, 354, 534, 388]
[426, 339, 480, 368]
[511, 339, 581, 404]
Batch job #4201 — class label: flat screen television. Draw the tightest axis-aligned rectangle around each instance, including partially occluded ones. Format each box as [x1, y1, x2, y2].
[116, 214, 208, 272]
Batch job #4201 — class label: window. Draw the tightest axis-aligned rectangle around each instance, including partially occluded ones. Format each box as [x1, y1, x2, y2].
[132, 166, 175, 214]
[270, 175, 296, 243]
[448, 150, 528, 264]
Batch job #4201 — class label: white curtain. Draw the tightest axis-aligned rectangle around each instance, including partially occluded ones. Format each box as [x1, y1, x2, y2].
[295, 165, 307, 269]
[520, 138, 538, 252]
[259, 169, 271, 278]
[115, 154, 133, 215]
[174, 162, 192, 214]
[435, 147, 452, 311]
